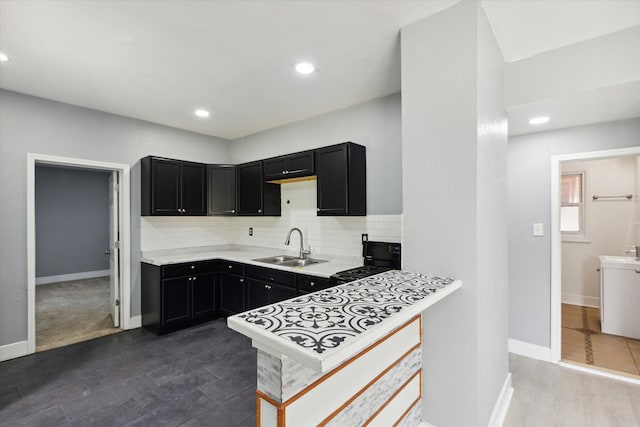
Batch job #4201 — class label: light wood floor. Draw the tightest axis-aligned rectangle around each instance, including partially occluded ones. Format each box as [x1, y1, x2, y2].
[562, 303, 640, 377]
[36, 277, 121, 352]
[504, 353, 640, 426]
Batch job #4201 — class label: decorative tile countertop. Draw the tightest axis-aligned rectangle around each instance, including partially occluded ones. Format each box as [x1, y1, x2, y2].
[227, 270, 461, 372]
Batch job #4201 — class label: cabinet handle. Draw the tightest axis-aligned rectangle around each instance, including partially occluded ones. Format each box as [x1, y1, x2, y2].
[240, 278, 244, 282]
[192, 276, 196, 281]
[191, 265, 195, 269]
[258, 209, 262, 214]
[310, 282, 315, 287]
[231, 209, 235, 213]
[265, 285, 271, 290]
[228, 265, 232, 269]
[269, 277, 274, 281]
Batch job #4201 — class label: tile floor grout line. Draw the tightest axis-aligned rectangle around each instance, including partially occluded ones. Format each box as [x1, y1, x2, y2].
[582, 306, 594, 365]
[625, 338, 640, 374]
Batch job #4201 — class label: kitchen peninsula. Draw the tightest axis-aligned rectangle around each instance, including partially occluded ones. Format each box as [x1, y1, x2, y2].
[227, 269, 461, 427]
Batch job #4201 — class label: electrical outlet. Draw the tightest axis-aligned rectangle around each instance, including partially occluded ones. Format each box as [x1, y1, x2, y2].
[533, 223, 543, 236]
[362, 233, 368, 243]
[249, 227, 253, 236]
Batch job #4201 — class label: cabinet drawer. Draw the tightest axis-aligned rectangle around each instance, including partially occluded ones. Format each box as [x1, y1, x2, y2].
[162, 260, 217, 278]
[245, 265, 296, 288]
[219, 260, 244, 276]
[297, 274, 332, 293]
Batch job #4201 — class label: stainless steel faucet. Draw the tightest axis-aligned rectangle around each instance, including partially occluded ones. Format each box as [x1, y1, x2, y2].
[285, 227, 311, 259]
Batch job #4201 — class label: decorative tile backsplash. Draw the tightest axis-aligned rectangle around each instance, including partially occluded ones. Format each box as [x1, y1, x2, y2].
[141, 181, 401, 256]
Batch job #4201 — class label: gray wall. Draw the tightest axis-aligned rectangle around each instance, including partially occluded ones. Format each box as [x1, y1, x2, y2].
[401, 2, 508, 426]
[0, 89, 231, 346]
[508, 117, 640, 348]
[35, 166, 111, 277]
[230, 93, 402, 215]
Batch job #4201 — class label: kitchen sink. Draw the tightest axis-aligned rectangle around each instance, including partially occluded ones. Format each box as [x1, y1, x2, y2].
[253, 255, 299, 264]
[253, 255, 327, 268]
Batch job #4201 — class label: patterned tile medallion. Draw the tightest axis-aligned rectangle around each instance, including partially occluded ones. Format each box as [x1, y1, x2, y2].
[238, 271, 455, 354]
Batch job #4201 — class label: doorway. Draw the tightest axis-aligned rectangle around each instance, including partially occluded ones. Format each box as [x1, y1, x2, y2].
[551, 146, 640, 382]
[27, 154, 131, 355]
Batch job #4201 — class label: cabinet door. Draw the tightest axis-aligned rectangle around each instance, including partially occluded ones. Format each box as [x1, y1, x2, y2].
[246, 278, 271, 310]
[219, 273, 246, 314]
[192, 273, 216, 319]
[263, 157, 288, 180]
[208, 165, 236, 215]
[287, 151, 314, 177]
[269, 282, 297, 304]
[152, 158, 181, 215]
[161, 277, 191, 327]
[181, 162, 207, 215]
[236, 161, 263, 215]
[316, 145, 348, 215]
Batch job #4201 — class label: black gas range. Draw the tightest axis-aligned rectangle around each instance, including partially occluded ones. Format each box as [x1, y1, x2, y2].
[330, 241, 401, 285]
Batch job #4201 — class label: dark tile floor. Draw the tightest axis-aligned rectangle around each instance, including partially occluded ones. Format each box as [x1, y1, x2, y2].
[0, 319, 256, 427]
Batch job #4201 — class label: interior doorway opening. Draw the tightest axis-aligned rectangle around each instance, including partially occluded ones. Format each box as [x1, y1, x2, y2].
[27, 154, 131, 354]
[551, 146, 640, 383]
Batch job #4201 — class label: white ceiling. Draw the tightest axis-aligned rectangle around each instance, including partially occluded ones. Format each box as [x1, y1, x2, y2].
[1, 0, 639, 139]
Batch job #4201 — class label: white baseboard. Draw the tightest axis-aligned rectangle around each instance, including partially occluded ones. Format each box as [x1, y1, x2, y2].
[36, 269, 110, 285]
[559, 361, 640, 386]
[0, 340, 28, 362]
[561, 293, 599, 308]
[128, 315, 142, 329]
[488, 373, 513, 427]
[508, 339, 551, 362]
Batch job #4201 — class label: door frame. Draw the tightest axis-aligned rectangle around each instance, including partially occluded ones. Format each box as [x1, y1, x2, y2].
[550, 146, 640, 363]
[26, 153, 131, 354]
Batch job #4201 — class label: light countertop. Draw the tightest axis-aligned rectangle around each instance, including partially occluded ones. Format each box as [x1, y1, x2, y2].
[227, 270, 462, 373]
[599, 255, 640, 270]
[141, 244, 364, 278]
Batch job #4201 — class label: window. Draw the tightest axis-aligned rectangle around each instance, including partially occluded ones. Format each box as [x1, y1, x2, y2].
[561, 173, 583, 233]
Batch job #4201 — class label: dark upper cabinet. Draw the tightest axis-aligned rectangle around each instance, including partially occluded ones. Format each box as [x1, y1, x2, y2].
[208, 165, 236, 215]
[236, 161, 281, 216]
[316, 142, 366, 216]
[263, 150, 315, 181]
[141, 156, 207, 216]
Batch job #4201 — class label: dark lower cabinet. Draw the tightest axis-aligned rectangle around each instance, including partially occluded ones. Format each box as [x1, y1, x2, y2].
[142, 261, 218, 335]
[247, 279, 296, 310]
[296, 274, 332, 295]
[219, 272, 246, 315]
[161, 276, 192, 328]
[192, 273, 217, 319]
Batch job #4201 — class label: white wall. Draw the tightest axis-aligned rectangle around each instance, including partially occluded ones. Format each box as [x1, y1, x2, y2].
[508, 117, 640, 348]
[141, 180, 401, 257]
[561, 157, 637, 307]
[0, 89, 231, 346]
[401, 2, 508, 425]
[230, 93, 402, 215]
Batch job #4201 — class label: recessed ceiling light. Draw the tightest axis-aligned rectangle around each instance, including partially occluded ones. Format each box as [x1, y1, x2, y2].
[528, 116, 550, 125]
[0, 52, 9, 62]
[295, 62, 315, 75]
[194, 109, 210, 118]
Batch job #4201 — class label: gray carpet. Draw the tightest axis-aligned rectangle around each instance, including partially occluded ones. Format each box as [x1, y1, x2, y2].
[36, 277, 121, 352]
[0, 319, 257, 426]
